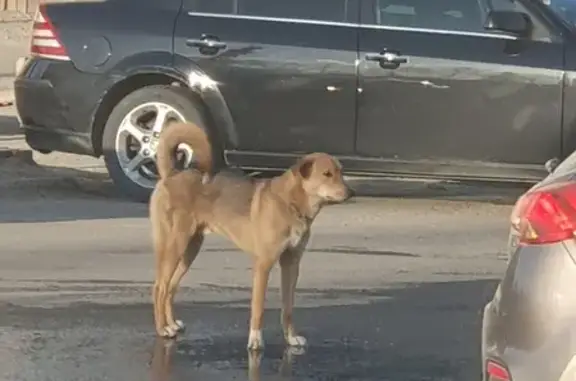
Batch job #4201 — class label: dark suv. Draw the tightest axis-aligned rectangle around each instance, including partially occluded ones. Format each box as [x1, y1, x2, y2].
[13, 0, 576, 201]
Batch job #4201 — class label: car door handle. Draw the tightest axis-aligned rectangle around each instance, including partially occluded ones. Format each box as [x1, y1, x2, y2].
[365, 51, 408, 65]
[186, 36, 227, 50]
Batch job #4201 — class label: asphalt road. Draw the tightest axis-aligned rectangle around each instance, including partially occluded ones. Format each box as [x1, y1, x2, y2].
[0, 177, 522, 381]
[0, 104, 528, 381]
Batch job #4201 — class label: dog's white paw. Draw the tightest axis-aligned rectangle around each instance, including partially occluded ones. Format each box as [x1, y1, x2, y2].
[247, 329, 265, 351]
[160, 325, 179, 339]
[286, 334, 307, 347]
[170, 320, 185, 332]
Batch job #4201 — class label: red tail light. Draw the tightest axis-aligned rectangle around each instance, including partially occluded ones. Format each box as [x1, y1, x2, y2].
[30, 5, 70, 60]
[486, 360, 511, 381]
[511, 181, 576, 245]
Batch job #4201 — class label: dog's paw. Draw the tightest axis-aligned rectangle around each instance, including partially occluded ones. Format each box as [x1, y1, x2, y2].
[286, 345, 306, 356]
[170, 320, 186, 333]
[247, 329, 265, 351]
[159, 325, 179, 339]
[286, 334, 307, 347]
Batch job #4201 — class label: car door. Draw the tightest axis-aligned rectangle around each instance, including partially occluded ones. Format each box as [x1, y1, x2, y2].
[355, 0, 564, 175]
[174, 0, 359, 158]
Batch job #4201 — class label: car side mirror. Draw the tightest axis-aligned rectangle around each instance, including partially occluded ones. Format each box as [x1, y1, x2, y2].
[484, 10, 533, 37]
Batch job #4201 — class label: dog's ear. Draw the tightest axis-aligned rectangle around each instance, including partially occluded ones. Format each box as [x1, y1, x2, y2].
[295, 158, 314, 179]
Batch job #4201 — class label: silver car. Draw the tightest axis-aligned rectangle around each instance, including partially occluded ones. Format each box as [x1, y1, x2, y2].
[482, 152, 576, 381]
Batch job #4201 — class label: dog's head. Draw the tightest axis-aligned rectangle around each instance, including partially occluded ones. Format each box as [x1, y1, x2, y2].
[292, 153, 352, 203]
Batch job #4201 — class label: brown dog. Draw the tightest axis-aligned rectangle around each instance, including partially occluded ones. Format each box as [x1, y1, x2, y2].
[150, 121, 352, 350]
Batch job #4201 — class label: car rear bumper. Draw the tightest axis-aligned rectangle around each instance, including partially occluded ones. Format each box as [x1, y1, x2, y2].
[14, 56, 101, 156]
[482, 242, 576, 381]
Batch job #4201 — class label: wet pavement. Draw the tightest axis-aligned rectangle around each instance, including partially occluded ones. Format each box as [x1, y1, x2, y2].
[0, 281, 492, 380]
[0, 279, 496, 381]
[0, 184, 518, 381]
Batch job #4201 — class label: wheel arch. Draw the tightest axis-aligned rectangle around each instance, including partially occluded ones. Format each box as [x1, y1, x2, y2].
[90, 55, 239, 158]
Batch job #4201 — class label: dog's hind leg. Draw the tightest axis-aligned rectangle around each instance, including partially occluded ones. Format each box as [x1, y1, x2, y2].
[165, 231, 204, 334]
[152, 215, 169, 340]
[154, 213, 191, 338]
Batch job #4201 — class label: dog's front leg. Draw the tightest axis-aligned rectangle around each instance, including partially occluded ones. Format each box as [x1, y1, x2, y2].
[247, 258, 275, 351]
[280, 245, 307, 347]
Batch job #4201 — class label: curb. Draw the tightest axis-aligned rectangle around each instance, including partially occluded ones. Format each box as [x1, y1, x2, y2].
[0, 88, 14, 107]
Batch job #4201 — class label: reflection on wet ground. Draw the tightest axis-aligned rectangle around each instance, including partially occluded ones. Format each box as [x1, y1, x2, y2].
[150, 336, 457, 381]
[148, 335, 462, 381]
[150, 338, 309, 381]
[0, 280, 497, 381]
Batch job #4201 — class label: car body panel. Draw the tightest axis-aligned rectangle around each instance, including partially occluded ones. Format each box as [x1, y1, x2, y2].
[172, 54, 240, 149]
[14, 58, 98, 155]
[44, 0, 181, 75]
[356, 0, 564, 168]
[15, 0, 182, 156]
[482, 240, 576, 381]
[481, 147, 576, 381]
[12, 0, 576, 184]
[174, 5, 359, 155]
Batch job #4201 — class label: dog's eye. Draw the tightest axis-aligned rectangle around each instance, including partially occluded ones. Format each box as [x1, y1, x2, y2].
[323, 171, 333, 178]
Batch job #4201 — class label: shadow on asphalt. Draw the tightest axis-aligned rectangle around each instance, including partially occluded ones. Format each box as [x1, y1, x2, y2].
[0, 168, 149, 223]
[0, 107, 532, 210]
[0, 127, 530, 224]
[0, 195, 149, 223]
[202, 246, 421, 257]
[347, 177, 530, 206]
[244, 171, 529, 205]
[0, 114, 19, 136]
[0, 169, 528, 223]
[1, 279, 499, 381]
[0, 176, 527, 224]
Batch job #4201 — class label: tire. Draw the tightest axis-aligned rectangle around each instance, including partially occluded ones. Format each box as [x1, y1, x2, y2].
[102, 85, 209, 203]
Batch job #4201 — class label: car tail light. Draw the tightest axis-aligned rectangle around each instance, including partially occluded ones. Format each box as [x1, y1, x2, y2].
[486, 360, 511, 381]
[511, 181, 576, 245]
[30, 5, 70, 61]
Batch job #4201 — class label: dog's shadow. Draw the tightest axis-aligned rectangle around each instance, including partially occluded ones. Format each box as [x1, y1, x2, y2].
[149, 337, 305, 381]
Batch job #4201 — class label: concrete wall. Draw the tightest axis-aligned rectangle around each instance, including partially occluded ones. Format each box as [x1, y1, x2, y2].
[1, 0, 80, 14]
[0, 0, 39, 13]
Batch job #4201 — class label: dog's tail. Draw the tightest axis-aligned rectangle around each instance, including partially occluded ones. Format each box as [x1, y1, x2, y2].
[156, 121, 213, 179]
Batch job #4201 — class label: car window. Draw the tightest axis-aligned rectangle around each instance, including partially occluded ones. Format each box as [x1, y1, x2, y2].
[485, 0, 518, 11]
[543, 0, 576, 25]
[370, 0, 554, 40]
[375, 0, 485, 32]
[188, 0, 350, 23]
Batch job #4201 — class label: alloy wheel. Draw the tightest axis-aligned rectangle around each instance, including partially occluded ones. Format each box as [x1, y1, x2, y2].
[114, 102, 186, 189]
